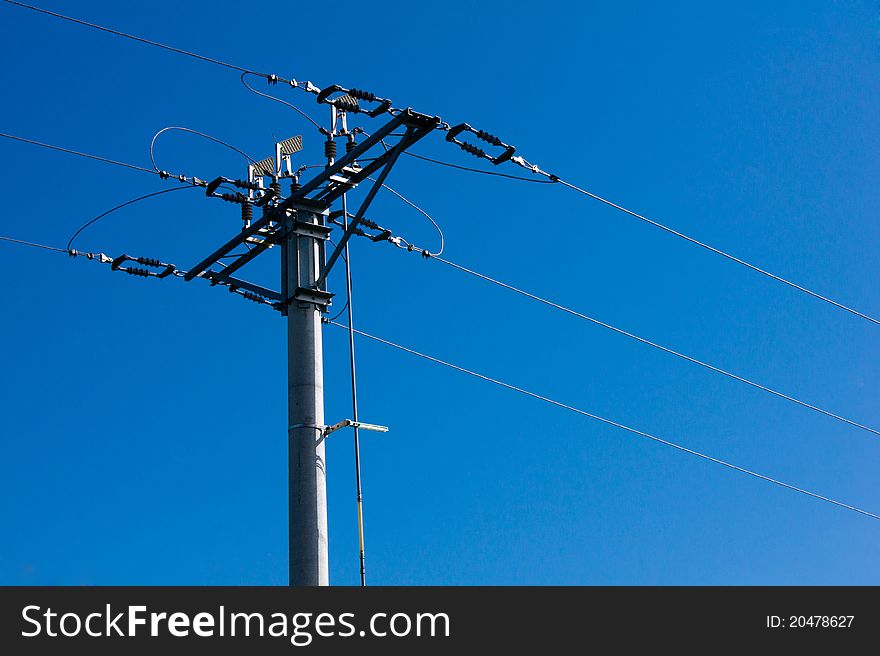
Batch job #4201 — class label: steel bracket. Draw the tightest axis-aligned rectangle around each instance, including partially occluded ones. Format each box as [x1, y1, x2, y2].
[292, 287, 334, 309]
[323, 419, 389, 437]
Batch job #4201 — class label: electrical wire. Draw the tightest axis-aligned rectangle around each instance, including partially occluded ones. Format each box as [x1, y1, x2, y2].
[19, 1, 869, 323]
[240, 72, 324, 133]
[541, 172, 880, 326]
[149, 126, 259, 173]
[405, 151, 559, 183]
[366, 177, 444, 256]
[0, 235, 66, 253]
[404, 252, 880, 439]
[329, 321, 880, 523]
[360, 128, 554, 185]
[3, 0, 270, 77]
[1, 131, 157, 175]
[2, 231, 279, 306]
[67, 186, 197, 251]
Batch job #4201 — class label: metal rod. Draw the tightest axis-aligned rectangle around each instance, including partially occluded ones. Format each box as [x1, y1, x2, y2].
[341, 192, 367, 587]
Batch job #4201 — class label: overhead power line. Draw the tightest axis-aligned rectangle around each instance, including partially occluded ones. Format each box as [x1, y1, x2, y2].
[330, 321, 880, 523]
[3, 0, 268, 77]
[404, 151, 559, 183]
[1, 231, 278, 305]
[500, 156, 880, 326]
[394, 249, 880, 439]
[553, 177, 880, 326]
[0, 131, 156, 175]
[8, 1, 877, 327]
[343, 179, 879, 438]
[0, 235, 66, 253]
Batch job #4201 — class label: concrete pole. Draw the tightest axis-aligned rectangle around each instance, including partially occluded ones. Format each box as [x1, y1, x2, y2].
[284, 206, 329, 586]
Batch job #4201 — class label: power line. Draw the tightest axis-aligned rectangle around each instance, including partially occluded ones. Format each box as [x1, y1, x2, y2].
[367, 178, 444, 256]
[0, 235, 66, 253]
[2, 231, 280, 306]
[240, 72, 324, 133]
[11, 2, 874, 326]
[67, 186, 198, 251]
[149, 126, 259, 172]
[3, 0, 268, 77]
[404, 151, 559, 183]
[0, 131, 157, 175]
[511, 157, 880, 326]
[404, 252, 880, 438]
[330, 321, 880, 523]
[557, 178, 880, 325]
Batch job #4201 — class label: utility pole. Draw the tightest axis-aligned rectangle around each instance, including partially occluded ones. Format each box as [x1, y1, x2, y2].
[183, 95, 439, 587]
[283, 202, 330, 586]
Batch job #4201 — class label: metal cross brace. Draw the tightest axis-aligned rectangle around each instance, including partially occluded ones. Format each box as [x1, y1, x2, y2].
[182, 109, 439, 300]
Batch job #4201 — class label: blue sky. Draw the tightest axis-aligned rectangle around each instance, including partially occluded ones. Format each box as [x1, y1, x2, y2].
[1, 1, 878, 585]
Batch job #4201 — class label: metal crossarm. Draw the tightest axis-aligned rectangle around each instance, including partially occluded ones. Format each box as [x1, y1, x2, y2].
[202, 270, 282, 301]
[183, 110, 439, 295]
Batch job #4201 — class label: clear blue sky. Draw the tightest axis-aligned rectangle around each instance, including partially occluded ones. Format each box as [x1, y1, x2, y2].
[1, 1, 878, 585]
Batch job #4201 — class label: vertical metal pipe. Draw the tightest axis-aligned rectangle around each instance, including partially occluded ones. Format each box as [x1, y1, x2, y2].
[285, 208, 329, 586]
[341, 192, 367, 587]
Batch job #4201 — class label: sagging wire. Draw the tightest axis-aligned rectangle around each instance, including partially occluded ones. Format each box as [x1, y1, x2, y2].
[240, 72, 324, 133]
[149, 126, 259, 179]
[330, 321, 880, 523]
[66, 186, 198, 251]
[364, 177, 444, 257]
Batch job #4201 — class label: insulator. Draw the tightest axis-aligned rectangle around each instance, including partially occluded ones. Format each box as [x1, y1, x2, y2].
[476, 129, 503, 147]
[230, 178, 261, 191]
[242, 202, 253, 224]
[324, 139, 337, 160]
[459, 141, 488, 159]
[290, 180, 301, 195]
[333, 94, 360, 113]
[135, 256, 160, 268]
[346, 139, 357, 153]
[219, 192, 247, 204]
[270, 181, 281, 196]
[240, 290, 264, 304]
[125, 267, 150, 278]
[348, 88, 377, 102]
